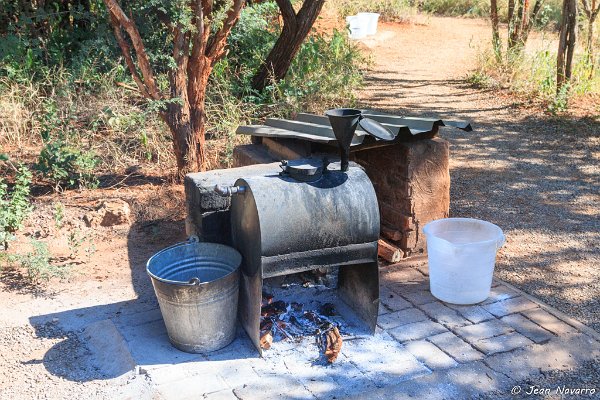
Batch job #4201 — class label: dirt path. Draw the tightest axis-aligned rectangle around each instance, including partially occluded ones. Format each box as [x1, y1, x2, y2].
[357, 16, 600, 331]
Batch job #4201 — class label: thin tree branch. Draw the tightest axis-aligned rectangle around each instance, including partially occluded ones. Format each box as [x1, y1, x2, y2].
[109, 14, 151, 98]
[522, 0, 545, 42]
[206, 0, 245, 62]
[581, 0, 592, 16]
[103, 0, 161, 100]
[521, 0, 531, 33]
[275, 0, 297, 27]
[190, 0, 207, 63]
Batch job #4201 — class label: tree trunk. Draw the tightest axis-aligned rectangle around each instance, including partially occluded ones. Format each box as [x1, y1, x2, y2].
[521, 0, 544, 44]
[585, 7, 597, 77]
[508, 0, 522, 50]
[557, 0, 578, 93]
[104, 0, 244, 178]
[521, 0, 531, 34]
[565, 1, 577, 82]
[252, 0, 325, 92]
[490, 0, 502, 62]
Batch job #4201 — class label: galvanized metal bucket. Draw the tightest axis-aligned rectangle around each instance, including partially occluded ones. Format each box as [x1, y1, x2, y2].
[146, 237, 241, 353]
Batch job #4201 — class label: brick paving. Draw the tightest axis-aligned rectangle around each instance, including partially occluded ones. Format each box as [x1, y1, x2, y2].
[108, 261, 600, 400]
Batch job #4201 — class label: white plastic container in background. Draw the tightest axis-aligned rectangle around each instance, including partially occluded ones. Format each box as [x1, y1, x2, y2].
[346, 16, 367, 40]
[423, 218, 505, 305]
[357, 12, 380, 35]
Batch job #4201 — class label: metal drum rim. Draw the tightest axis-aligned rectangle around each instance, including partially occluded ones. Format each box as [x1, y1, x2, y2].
[146, 241, 242, 287]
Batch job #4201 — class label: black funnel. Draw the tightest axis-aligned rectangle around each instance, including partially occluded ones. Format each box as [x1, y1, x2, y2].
[325, 108, 362, 172]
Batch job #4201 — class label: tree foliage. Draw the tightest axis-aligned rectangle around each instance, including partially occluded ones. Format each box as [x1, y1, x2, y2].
[103, 0, 245, 177]
[251, 0, 326, 91]
[0, 164, 33, 250]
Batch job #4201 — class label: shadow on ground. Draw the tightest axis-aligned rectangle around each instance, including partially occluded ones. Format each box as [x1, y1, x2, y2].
[28, 218, 190, 381]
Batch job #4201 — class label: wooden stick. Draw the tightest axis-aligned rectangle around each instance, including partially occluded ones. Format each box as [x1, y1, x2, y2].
[116, 81, 140, 92]
[378, 239, 402, 263]
[381, 224, 402, 242]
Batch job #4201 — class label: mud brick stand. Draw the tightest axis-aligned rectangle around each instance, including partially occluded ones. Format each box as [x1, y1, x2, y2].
[185, 110, 470, 258]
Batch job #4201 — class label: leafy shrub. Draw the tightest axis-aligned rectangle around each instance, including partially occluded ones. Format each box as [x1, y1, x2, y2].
[36, 139, 99, 191]
[270, 29, 365, 112]
[67, 228, 95, 260]
[16, 239, 69, 283]
[470, 44, 600, 111]
[53, 202, 65, 230]
[224, 3, 365, 109]
[1, 0, 367, 172]
[0, 164, 33, 249]
[33, 98, 99, 190]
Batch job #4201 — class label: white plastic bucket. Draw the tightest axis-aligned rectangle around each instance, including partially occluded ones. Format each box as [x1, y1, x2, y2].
[357, 12, 380, 35]
[346, 16, 367, 40]
[423, 218, 505, 305]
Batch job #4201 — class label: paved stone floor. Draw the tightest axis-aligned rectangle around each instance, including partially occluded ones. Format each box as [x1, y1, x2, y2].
[97, 260, 600, 400]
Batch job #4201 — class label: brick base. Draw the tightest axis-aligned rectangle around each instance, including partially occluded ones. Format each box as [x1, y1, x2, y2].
[353, 138, 450, 256]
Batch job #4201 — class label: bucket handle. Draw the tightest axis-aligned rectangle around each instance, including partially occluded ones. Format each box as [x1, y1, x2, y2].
[148, 235, 200, 259]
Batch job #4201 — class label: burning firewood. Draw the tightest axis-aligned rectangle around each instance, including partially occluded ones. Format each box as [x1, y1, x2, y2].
[260, 319, 273, 332]
[259, 291, 346, 356]
[261, 300, 287, 317]
[325, 326, 342, 363]
[260, 331, 273, 350]
[303, 311, 321, 323]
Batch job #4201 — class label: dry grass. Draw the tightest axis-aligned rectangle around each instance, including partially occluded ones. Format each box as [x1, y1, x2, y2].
[0, 79, 45, 150]
[0, 64, 260, 178]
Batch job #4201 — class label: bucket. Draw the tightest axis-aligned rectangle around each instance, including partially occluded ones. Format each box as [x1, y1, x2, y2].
[357, 12, 380, 35]
[146, 237, 241, 353]
[346, 16, 367, 40]
[423, 218, 505, 305]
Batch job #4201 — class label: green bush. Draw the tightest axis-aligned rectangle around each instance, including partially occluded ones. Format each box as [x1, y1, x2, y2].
[33, 98, 99, 191]
[470, 44, 600, 111]
[36, 139, 99, 191]
[224, 3, 365, 110]
[0, 164, 33, 249]
[270, 29, 365, 112]
[16, 239, 69, 283]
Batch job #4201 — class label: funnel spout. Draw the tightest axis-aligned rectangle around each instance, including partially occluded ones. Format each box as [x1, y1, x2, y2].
[325, 108, 362, 172]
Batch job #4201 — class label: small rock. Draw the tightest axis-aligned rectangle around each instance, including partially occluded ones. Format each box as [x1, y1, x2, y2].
[84, 199, 131, 227]
[98, 199, 131, 226]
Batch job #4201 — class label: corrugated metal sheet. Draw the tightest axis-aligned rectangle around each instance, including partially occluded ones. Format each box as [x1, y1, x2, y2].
[235, 109, 471, 151]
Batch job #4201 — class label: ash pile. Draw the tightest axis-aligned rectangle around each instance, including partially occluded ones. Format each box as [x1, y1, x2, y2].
[258, 271, 364, 364]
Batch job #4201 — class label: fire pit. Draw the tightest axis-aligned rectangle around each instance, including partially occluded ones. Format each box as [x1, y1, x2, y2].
[182, 109, 472, 356]
[214, 109, 395, 355]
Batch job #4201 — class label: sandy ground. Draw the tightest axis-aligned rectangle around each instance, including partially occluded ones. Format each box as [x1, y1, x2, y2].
[0, 15, 599, 400]
[356, 17, 600, 331]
